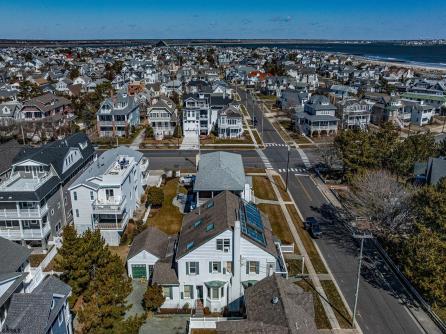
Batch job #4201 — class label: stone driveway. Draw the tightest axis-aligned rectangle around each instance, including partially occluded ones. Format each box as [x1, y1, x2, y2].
[126, 280, 189, 334]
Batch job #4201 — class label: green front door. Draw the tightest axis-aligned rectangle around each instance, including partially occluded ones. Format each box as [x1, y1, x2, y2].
[132, 264, 147, 279]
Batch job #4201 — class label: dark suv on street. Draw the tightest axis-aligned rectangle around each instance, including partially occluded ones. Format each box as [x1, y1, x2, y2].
[304, 217, 322, 239]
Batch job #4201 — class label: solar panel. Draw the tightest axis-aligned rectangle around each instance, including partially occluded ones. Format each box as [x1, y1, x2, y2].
[239, 202, 266, 246]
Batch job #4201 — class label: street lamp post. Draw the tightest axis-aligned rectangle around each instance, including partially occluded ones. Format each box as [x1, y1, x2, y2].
[285, 145, 291, 192]
[352, 232, 373, 329]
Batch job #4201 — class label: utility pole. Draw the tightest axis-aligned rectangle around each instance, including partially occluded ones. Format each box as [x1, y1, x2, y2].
[285, 145, 291, 192]
[352, 232, 373, 329]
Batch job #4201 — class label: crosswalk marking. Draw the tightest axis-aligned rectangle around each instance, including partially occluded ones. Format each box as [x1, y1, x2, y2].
[256, 148, 274, 170]
[278, 168, 307, 173]
[265, 143, 288, 147]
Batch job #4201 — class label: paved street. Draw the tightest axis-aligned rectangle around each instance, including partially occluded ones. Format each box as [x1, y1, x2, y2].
[238, 87, 440, 334]
[142, 149, 265, 170]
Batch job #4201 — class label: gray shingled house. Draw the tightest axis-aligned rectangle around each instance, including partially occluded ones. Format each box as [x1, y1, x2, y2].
[2, 276, 72, 334]
[216, 274, 318, 334]
[0, 133, 94, 248]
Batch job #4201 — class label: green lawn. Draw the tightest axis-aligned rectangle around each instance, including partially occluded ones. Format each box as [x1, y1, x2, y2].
[147, 179, 186, 235]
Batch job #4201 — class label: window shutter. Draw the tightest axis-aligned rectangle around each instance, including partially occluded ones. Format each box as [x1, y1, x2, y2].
[181, 292, 184, 299]
[186, 262, 189, 275]
[256, 262, 259, 274]
[196, 262, 199, 275]
[191, 286, 194, 299]
[246, 261, 249, 274]
[169, 287, 173, 299]
[217, 262, 221, 273]
[209, 261, 212, 273]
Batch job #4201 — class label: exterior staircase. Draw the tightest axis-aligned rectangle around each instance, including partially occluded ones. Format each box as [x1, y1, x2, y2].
[194, 299, 204, 317]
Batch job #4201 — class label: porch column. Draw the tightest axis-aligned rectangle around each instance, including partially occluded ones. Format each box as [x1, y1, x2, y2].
[18, 219, 25, 245]
[39, 219, 43, 238]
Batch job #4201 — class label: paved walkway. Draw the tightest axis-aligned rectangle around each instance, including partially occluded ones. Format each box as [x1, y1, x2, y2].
[130, 129, 146, 150]
[180, 133, 199, 150]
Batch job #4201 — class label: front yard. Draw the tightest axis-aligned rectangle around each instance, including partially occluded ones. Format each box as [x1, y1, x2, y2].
[252, 176, 277, 201]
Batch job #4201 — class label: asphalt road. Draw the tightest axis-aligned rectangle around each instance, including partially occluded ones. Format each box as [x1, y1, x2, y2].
[238, 87, 437, 334]
[142, 149, 265, 170]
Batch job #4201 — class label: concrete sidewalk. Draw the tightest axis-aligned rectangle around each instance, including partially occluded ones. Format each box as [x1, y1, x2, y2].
[266, 169, 343, 331]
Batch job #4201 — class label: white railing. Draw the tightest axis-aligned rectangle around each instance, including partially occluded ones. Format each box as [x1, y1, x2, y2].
[0, 170, 55, 191]
[188, 317, 244, 333]
[0, 204, 48, 219]
[0, 172, 20, 188]
[92, 196, 127, 213]
[280, 244, 295, 253]
[0, 223, 51, 240]
[274, 242, 289, 278]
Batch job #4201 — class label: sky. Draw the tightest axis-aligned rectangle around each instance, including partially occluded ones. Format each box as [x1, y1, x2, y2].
[1, 0, 445, 40]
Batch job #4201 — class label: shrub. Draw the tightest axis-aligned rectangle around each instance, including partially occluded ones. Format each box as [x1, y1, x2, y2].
[143, 284, 165, 312]
[203, 307, 210, 315]
[182, 302, 190, 311]
[146, 187, 164, 207]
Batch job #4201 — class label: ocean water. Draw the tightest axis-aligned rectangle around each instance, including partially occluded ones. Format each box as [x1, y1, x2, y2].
[219, 42, 446, 67]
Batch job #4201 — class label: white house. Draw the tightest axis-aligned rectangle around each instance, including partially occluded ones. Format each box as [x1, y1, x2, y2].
[68, 147, 149, 245]
[217, 105, 243, 139]
[147, 96, 178, 140]
[127, 191, 288, 313]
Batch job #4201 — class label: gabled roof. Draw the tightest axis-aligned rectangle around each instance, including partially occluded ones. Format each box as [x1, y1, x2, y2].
[21, 93, 70, 113]
[176, 191, 277, 259]
[0, 237, 31, 274]
[13, 132, 94, 182]
[193, 151, 245, 192]
[127, 226, 172, 260]
[4, 276, 71, 334]
[217, 274, 317, 334]
[0, 139, 23, 175]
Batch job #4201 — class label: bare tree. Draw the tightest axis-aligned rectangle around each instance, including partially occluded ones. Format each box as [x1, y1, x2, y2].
[345, 170, 414, 234]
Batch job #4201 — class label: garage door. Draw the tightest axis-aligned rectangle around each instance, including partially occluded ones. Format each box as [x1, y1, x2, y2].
[131, 264, 147, 279]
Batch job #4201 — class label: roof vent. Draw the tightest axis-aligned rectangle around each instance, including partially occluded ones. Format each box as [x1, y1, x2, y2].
[272, 296, 279, 305]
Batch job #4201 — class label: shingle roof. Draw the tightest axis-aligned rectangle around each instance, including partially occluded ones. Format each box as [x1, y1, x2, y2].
[0, 139, 23, 175]
[3, 293, 53, 334]
[217, 274, 317, 334]
[427, 157, 446, 186]
[176, 191, 277, 259]
[151, 257, 179, 285]
[0, 237, 31, 274]
[127, 226, 172, 260]
[193, 152, 245, 192]
[3, 276, 71, 334]
[21, 93, 70, 113]
[13, 132, 94, 182]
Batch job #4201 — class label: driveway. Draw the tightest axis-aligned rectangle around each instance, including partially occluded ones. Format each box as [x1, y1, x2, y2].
[126, 281, 189, 334]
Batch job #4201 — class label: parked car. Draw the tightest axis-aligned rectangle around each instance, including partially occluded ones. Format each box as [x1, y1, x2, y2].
[304, 217, 322, 239]
[180, 175, 195, 186]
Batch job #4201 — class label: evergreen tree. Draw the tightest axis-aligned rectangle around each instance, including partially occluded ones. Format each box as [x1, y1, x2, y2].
[80, 254, 133, 333]
[56, 225, 85, 306]
[143, 284, 165, 311]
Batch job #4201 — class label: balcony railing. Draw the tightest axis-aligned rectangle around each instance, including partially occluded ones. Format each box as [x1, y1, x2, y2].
[93, 212, 129, 231]
[0, 223, 51, 240]
[92, 196, 127, 214]
[0, 204, 48, 219]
